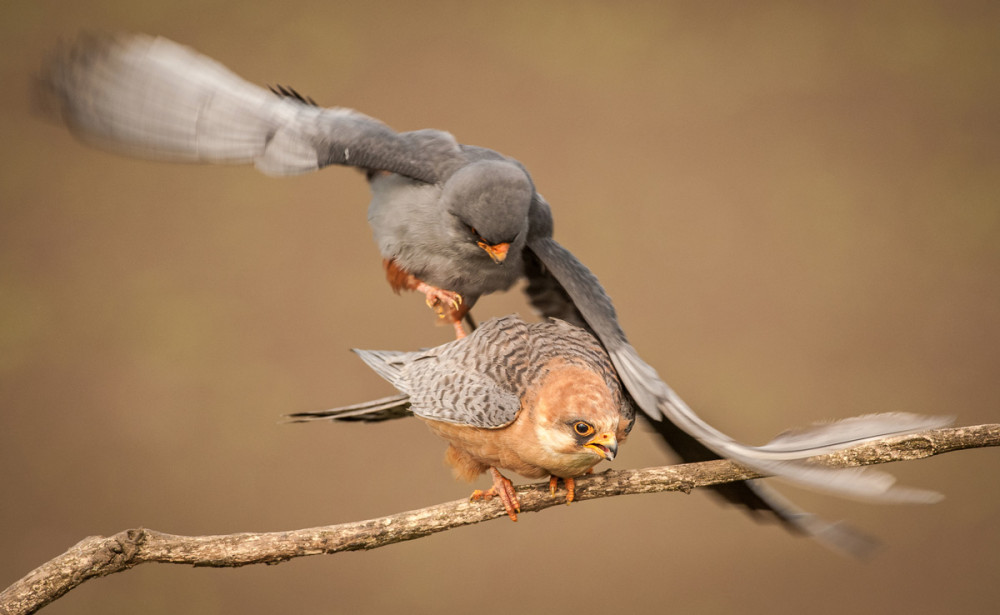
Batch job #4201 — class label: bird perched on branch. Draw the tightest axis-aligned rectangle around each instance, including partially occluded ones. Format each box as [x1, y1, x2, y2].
[37, 33, 952, 552]
[290, 315, 634, 521]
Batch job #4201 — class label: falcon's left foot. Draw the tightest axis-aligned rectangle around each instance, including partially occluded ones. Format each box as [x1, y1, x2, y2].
[471, 467, 520, 521]
[549, 468, 595, 504]
[549, 476, 577, 504]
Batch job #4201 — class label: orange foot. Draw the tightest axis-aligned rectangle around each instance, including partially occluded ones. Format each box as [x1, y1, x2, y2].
[549, 468, 594, 505]
[471, 467, 520, 521]
[414, 282, 462, 314]
[548, 476, 578, 504]
[413, 282, 466, 338]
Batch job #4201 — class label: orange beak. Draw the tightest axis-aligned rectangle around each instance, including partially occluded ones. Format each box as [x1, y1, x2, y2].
[477, 241, 510, 264]
[585, 432, 618, 461]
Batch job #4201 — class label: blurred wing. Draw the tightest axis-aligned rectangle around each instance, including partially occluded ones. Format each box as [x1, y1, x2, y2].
[37, 33, 463, 181]
[525, 235, 952, 503]
[763, 413, 952, 451]
[523, 239, 878, 542]
[735, 481, 881, 559]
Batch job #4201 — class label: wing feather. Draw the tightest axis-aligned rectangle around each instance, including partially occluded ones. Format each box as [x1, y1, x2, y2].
[37, 33, 463, 182]
[354, 339, 522, 429]
[525, 235, 952, 503]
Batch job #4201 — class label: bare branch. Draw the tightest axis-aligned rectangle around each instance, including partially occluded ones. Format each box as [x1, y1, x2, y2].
[3, 424, 997, 615]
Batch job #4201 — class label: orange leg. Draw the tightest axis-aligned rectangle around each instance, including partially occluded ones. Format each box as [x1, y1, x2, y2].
[383, 260, 467, 339]
[471, 467, 521, 521]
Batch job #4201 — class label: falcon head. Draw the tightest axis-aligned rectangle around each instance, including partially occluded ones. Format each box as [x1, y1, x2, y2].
[442, 160, 533, 265]
[529, 362, 629, 477]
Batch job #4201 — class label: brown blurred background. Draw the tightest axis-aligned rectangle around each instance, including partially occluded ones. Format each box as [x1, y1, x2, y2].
[2, 1, 998, 613]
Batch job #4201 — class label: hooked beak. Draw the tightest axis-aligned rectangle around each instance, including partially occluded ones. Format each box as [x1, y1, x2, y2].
[477, 240, 510, 264]
[584, 432, 618, 462]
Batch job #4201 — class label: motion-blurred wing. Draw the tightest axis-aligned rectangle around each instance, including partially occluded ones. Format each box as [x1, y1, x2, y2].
[37, 33, 464, 182]
[525, 235, 952, 503]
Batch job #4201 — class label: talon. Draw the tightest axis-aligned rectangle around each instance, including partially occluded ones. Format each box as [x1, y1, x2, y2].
[470, 467, 521, 521]
[416, 283, 462, 315]
[549, 476, 559, 497]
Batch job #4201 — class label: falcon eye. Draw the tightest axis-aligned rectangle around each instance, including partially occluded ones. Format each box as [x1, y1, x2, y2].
[572, 421, 594, 437]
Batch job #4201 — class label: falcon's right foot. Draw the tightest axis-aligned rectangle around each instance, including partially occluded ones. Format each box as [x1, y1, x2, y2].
[414, 282, 467, 338]
[415, 282, 462, 314]
[471, 467, 521, 521]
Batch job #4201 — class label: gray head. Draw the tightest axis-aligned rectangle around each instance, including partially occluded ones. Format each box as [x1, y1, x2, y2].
[441, 160, 533, 264]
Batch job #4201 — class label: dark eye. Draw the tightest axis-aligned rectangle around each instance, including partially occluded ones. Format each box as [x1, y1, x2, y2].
[573, 421, 594, 437]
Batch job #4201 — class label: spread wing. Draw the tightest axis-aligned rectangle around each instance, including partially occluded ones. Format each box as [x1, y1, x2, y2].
[524, 230, 952, 555]
[524, 225, 953, 503]
[37, 33, 465, 182]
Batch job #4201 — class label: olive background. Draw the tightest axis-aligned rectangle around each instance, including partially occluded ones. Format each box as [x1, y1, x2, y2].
[2, 2, 998, 613]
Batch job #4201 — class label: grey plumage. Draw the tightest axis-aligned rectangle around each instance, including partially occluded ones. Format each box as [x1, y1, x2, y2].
[38, 34, 952, 548]
[367, 161, 531, 305]
[38, 33, 531, 309]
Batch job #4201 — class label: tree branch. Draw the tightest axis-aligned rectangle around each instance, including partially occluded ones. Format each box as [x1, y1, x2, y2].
[3, 423, 997, 615]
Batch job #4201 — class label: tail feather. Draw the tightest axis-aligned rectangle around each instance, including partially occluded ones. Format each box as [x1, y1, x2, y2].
[285, 393, 412, 423]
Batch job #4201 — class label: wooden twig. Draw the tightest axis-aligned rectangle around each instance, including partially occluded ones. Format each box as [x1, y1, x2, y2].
[2, 424, 997, 615]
